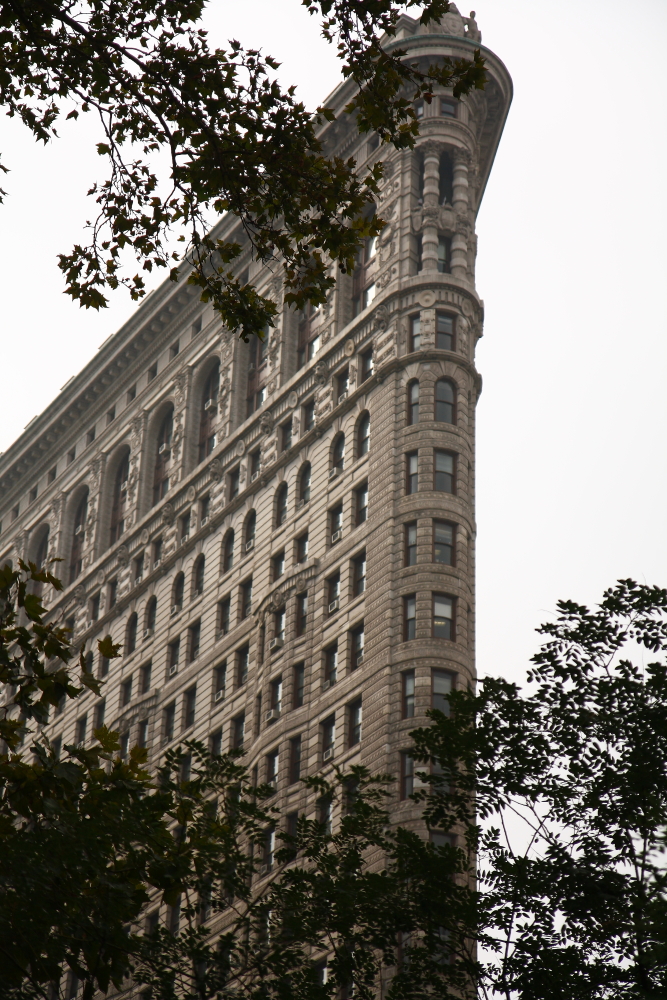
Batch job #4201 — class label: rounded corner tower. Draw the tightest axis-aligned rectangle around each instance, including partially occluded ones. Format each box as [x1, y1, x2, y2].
[0, 8, 511, 845]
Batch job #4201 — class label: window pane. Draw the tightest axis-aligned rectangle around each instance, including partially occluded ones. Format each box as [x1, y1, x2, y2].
[433, 595, 453, 639]
[434, 521, 454, 564]
[433, 670, 453, 715]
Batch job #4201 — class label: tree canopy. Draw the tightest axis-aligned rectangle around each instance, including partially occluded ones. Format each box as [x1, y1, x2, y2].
[0, 1, 485, 338]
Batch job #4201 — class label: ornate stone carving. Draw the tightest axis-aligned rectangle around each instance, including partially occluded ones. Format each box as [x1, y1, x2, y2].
[173, 371, 187, 407]
[140, 528, 149, 545]
[209, 458, 223, 482]
[295, 574, 308, 594]
[74, 584, 86, 607]
[267, 589, 286, 613]
[96, 569, 105, 585]
[235, 439, 246, 457]
[464, 10, 481, 42]
[259, 411, 274, 435]
[117, 544, 130, 568]
[186, 485, 196, 501]
[314, 361, 329, 385]
[373, 304, 390, 332]
[288, 390, 299, 408]
[161, 502, 175, 525]
[344, 338, 355, 357]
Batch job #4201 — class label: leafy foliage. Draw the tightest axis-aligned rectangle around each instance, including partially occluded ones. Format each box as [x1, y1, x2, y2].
[0, 1, 484, 338]
[411, 580, 667, 999]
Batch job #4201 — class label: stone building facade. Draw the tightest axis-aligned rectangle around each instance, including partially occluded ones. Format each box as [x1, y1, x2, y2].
[0, 8, 510, 877]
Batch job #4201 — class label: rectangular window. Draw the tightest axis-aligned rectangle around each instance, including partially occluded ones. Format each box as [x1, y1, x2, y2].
[360, 348, 374, 382]
[440, 97, 457, 117]
[106, 407, 116, 426]
[281, 421, 293, 452]
[296, 592, 308, 637]
[355, 481, 368, 525]
[270, 676, 283, 716]
[183, 685, 196, 730]
[152, 537, 163, 567]
[321, 715, 335, 762]
[432, 669, 453, 715]
[108, 579, 118, 609]
[48, 466, 57, 483]
[99, 655, 110, 679]
[29, 485, 37, 504]
[170, 340, 180, 359]
[241, 579, 253, 619]
[410, 314, 421, 352]
[168, 638, 180, 673]
[406, 452, 419, 494]
[139, 662, 152, 694]
[330, 504, 343, 543]
[210, 728, 223, 756]
[336, 368, 349, 402]
[348, 699, 362, 747]
[233, 713, 245, 749]
[350, 623, 365, 669]
[289, 735, 302, 785]
[302, 399, 315, 431]
[228, 467, 240, 500]
[218, 597, 231, 636]
[352, 551, 366, 596]
[67, 449, 75, 466]
[137, 718, 149, 748]
[272, 550, 285, 581]
[214, 661, 227, 700]
[296, 531, 309, 563]
[405, 522, 417, 566]
[273, 609, 285, 642]
[286, 811, 299, 860]
[94, 699, 106, 730]
[327, 572, 340, 613]
[437, 236, 450, 274]
[263, 827, 276, 872]
[401, 752, 414, 799]
[236, 645, 249, 687]
[121, 677, 133, 707]
[90, 592, 101, 622]
[324, 643, 338, 687]
[147, 362, 158, 382]
[188, 621, 201, 662]
[403, 595, 416, 641]
[434, 521, 455, 565]
[436, 313, 455, 351]
[434, 450, 455, 493]
[250, 449, 261, 479]
[75, 714, 87, 746]
[266, 749, 279, 789]
[433, 595, 454, 640]
[402, 670, 415, 718]
[163, 702, 176, 745]
[293, 662, 305, 708]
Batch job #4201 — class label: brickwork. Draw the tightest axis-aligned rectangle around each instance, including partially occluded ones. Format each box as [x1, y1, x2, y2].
[0, 11, 511, 855]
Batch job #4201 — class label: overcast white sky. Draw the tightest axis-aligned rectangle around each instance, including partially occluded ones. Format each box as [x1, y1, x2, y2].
[0, 0, 665, 686]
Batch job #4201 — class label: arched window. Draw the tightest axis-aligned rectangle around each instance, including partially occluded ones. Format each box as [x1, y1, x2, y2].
[435, 379, 455, 424]
[198, 362, 220, 463]
[332, 433, 345, 472]
[145, 596, 157, 634]
[299, 463, 311, 504]
[357, 413, 370, 457]
[245, 511, 256, 552]
[152, 408, 173, 506]
[172, 572, 184, 612]
[222, 530, 234, 573]
[275, 483, 288, 527]
[192, 554, 205, 596]
[109, 450, 130, 546]
[126, 612, 138, 655]
[69, 491, 88, 584]
[407, 381, 419, 425]
[32, 527, 50, 598]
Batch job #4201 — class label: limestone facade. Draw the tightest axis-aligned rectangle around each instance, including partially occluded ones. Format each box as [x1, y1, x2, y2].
[0, 11, 511, 852]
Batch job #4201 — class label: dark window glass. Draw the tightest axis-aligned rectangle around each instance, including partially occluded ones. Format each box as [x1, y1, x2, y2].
[402, 670, 415, 718]
[401, 752, 414, 799]
[173, 572, 184, 610]
[233, 714, 245, 748]
[327, 573, 340, 611]
[404, 595, 416, 641]
[266, 749, 279, 788]
[69, 491, 88, 583]
[434, 521, 455, 565]
[330, 504, 343, 542]
[237, 645, 249, 686]
[432, 669, 453, 715]
[352, 552, 366, 596]
[145, 596, 157, 633]
[247, 333, 268, 414]
[228, 467, 240, 500]
[193, 555, 205, 595]
[296, 592, 308, 636]
[275, 484, 288, 526]
[126, 613, 137, 655]
[140, 662, 152, 693]
[153, 409, 173, 505]
[336, 369, 349, 402]
[410, 315, 421, 352]
[183, 686, 197, 730]
[348, 699, 362, 747]
[94, 699, 106, 730]
[272, 551, 285, 581]
[434, 451, 455, 493]
[250, 449, 261, 479]
[440, 98, 457, 118]
[433, 595, 454, 640]
[223, 531, 235, 572]
[360, 350, 373, 382]
[121, 677, 133, 707]
[198, 362, 220, 462]
[245, 511, 256, 550]
[214, 662, 227, 697]
[76, 714, 87, 745]
[406, 452, 418, 494]
[293, 663, 305, 708]
[163, 702, 176, 744]
[437, 236, 451, 274]
[350, 623, 365, 669]
[324, 644, 338, 686]
[281, 421, 293, 452]
[439, 150, 454, 204]
[296, 532, 309, 563]
[435, 379, 455, 423]
[168, 638, 180, 671]
[109, 451, 130, 545]
[436, 313, 455, 351]
[188, 621, 201, 661]
[241, 579, 253, 619]
[357, 413, 370, 455]
[332, 434, 345, 472]
[355, 481, 368, 525]
[321, 715, 335, 760]
[303, 400, 315, 431]
[405, 522, 417, 566]
[408, 380, 419, 424]
[289, 735, 302, 784]
[210, 729, 223, 756]
[299, 463, 311, 504]
[218, 597, 231, 635]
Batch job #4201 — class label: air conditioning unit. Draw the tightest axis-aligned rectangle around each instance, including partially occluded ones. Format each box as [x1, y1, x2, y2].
[331, 530, 342, 544]
[143, 628, 153, 640]
[338, 391, 348, 404]
[265, 708, 280, 722]
[251, 471, 260, 482]
[158, 443, 170, 455]
[74, 524, 84, 535]
[322, 678, 333, 691]
[269, 637, 284, 652]
[323, 747, 334, 761]
[328, 468, 339, 480]
[356, 651, 365, 665]
[215, 629, 227, 641]
[180, 535, 189, 545]
[259, 864, 268, 875]
[169, 664, 178, 677]
[153, 558, 161, 570]
[214, 689, 225, 703]
[134, 574, 143, 586]
[245, 539, 254, 552]
[200, 516, 209, 527]
[204, 398, 217, 411]
[328, 599, 339, 613]
[120, 480, 129, 492]
[170, 604, 181, 616]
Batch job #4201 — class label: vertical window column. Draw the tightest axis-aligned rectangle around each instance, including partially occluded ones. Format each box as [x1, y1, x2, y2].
[419, 145, 442, 272]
